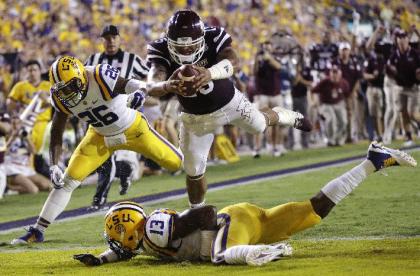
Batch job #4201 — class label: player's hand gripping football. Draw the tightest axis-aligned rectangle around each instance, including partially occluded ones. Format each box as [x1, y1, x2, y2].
[192, 65, 212, 90]
[73, 254, 102, 266]
[49, 165, 64, 189]
[165, 68, 187, 95]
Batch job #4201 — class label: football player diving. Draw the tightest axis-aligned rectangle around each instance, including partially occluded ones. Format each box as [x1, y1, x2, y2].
[146, 9, 313, 210]
[11, 56, 184, 244]
[74, 142, 416, 266]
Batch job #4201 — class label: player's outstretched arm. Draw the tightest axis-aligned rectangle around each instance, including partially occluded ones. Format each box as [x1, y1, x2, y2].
[74, 248, 127, 266]
[146, 63, 185, 97]
[49, 111, 68, 166]
[49, 111, 68, 188]
[172, 205, 218, 239]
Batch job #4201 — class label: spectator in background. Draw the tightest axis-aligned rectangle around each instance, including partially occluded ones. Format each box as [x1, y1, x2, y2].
[366, 25, 396, 145]
[253, 41, 282, 157]
[309, 31, 338, 81]
[311, 66, 350, 146]
[333, 42, 363, 143]
[0, 112, 11, 198]
[5, 116, 51, 194]
[291, 63, 313, 149]
[6, 60, 52, 151]
[6, 60, 52, 177]
[387, 29, 420, 147]
[364, 47, 386, 142]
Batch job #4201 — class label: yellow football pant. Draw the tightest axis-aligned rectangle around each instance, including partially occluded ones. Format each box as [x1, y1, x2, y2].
[214, 201, 321, 252]
[65, 113, 183, 181]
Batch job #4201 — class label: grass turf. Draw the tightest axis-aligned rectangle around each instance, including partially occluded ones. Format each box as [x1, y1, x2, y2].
[0, 143, 419, 275]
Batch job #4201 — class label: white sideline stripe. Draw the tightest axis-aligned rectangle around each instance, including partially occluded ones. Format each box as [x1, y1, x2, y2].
[0, 158, 362, 235]
[2, 235, 420, 254]
[1, 147, 419, 235]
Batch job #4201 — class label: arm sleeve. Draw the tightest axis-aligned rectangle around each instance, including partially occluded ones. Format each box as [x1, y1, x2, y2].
[132, 55, 150, 80]
[312, 80, 324, 94]
[213, 27, 232, 54]
[147, 43, 171, 68]
[93, 64, 121, 99]
[99, 248, 121, 263]
[8, 83, 21, 101]
[144, 209, 177, 248]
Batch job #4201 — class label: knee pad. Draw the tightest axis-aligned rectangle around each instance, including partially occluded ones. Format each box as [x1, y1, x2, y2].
[62, 175, 81, 192]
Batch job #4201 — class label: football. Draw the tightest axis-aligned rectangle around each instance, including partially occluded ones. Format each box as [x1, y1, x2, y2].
[177, 64, 200, 96]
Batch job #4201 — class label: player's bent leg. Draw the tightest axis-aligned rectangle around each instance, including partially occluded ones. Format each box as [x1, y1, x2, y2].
[11, 129, 112, 245]
[179, 121, 214, 207]
[124, 114, 183, 172]
[212, 206, 293, 266]
[186, 174, 207, 207]
[11, 175, 80, 245]
[66, 128, 113, 181]
[260, 201, 321, 244]
[272, 106, 313, 132]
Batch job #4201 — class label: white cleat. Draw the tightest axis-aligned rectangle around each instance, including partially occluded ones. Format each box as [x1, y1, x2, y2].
[245, 243, 293, 266]
[272, 107, 312, 132]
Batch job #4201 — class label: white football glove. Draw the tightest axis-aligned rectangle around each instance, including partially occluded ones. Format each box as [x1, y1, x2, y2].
[49, 165, 64, 189]
[127, 89, 147, 110]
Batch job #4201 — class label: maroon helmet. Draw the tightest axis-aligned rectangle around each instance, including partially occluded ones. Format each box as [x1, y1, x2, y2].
[166, 10, 205, 65]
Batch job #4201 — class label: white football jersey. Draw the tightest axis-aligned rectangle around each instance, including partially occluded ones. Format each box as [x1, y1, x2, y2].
[50, 64, 137, 136]
[142, 209, 202, 261]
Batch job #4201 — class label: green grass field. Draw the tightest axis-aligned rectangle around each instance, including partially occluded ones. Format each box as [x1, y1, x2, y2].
[0, 142, 419, 275]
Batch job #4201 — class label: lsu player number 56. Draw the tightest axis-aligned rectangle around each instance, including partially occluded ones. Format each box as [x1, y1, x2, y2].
[11, 56, 183, 245]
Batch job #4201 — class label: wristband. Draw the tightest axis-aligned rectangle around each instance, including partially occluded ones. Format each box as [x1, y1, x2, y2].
[208, 59, 234, 80]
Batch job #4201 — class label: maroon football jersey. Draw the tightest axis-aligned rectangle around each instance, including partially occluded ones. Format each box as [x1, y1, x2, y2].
[147, 27, 236, 115]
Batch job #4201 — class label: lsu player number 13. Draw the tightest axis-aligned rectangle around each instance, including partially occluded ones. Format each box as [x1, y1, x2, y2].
[11, 56, 183, 245]
[74, 142, 416, 266]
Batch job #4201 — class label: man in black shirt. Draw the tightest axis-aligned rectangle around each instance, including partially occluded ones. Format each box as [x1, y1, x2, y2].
[364, 51, 386, 141]
[387, 29, 420, 146]
[291, 65, 313, 149]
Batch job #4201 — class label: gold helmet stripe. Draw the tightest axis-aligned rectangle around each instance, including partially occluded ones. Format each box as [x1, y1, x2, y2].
[94, 65, 112, 101]
[105, 202, 147, 219]
[50, 58, 61, 83]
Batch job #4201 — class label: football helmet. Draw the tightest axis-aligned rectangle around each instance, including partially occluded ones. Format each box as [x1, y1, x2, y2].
[166, 9, 205, 65]
[49, 56, 88, 108]
[104, 201, 147, 258]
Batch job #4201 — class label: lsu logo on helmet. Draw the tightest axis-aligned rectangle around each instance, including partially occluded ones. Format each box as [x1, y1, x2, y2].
[104, 201, 147, 257]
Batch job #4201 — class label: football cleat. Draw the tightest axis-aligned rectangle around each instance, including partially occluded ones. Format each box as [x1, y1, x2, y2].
[367, 142, 417, 171]
[119, 179, 131, 195]
[245, 243, 293, 266]
[272, 107, 312, 132]
[11, 226, 44, 245]
[88, 196, 108, 211]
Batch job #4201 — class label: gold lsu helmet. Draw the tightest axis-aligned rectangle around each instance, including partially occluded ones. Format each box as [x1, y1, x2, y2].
[49, 56, 88, 108]
[104, 201, 147, 258]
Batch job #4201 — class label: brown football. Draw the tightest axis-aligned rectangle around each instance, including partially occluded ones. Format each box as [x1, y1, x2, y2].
[177, 64, 200, 96]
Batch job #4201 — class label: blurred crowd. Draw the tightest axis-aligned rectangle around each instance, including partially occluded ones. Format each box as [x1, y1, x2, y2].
[0, 0, 419, 199]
